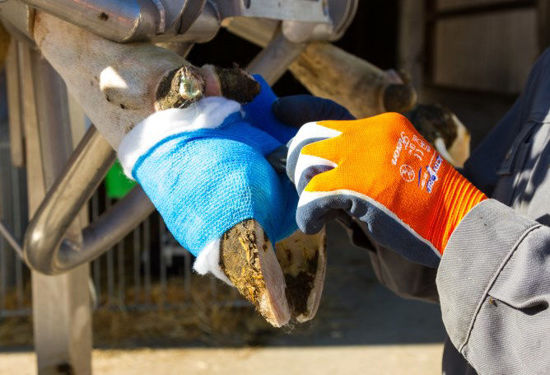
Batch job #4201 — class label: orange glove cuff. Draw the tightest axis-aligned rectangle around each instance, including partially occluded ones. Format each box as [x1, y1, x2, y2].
[430, 166, 487, 253]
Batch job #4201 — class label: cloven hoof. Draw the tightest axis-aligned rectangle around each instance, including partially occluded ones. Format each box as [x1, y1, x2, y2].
[219, 219, 327, 327]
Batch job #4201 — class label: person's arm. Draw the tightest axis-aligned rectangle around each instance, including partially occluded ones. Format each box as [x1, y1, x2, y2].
[276, 97, 550, 373]
[438, 199, 550, 374]
[438, 48, 550, 373]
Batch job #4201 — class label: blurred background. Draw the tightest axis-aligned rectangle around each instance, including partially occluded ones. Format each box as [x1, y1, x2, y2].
[0, 0, 545, 373]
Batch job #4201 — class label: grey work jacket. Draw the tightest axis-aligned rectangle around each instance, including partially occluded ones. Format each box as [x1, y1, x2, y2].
[358, 49, 550, 374]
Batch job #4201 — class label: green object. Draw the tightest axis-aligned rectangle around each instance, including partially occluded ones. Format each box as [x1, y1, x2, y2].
[105, 161, 136, 199]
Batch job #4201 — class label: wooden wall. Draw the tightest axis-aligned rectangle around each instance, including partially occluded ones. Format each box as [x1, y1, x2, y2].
[401, 0, 541, 94]
[433, 6, 538, 93]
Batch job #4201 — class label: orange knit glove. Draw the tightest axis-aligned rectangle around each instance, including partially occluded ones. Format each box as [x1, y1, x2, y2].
[286, 112, 486, 267]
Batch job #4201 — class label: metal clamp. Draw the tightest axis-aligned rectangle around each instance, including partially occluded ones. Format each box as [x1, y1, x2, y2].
[3, 0, 337, 44]
[282, 0, 359, 43]
[213, 0, 331, 24]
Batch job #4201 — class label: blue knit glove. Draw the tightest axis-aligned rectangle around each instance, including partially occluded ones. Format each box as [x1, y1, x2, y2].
[243, 75, 298, 144]
[118, 97, 298, 282]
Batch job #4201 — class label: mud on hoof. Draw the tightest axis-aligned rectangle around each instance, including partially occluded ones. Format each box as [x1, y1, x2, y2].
[276, 230, 327, 323]
[219, 220, 327, 327]
[219, 219, 290, 327]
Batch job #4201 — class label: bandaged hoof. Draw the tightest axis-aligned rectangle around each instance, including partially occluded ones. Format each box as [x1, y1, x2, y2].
[220, 219, 290, 327]
[275, 230, 327, 323]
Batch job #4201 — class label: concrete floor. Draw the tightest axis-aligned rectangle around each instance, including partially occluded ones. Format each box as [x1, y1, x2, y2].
[2, 345, 444, 375]
[0, 223, 447, 374]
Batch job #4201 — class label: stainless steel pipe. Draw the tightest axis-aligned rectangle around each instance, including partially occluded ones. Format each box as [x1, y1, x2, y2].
[20, 0, 161, 42]
[15, 0, 220, 43]
[247, 25, 306, 84]
[24, 126, 155, 275]
[0, 220, 23, 257]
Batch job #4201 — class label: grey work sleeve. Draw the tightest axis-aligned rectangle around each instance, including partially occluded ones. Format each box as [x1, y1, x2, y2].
[437, 199, 550, 374]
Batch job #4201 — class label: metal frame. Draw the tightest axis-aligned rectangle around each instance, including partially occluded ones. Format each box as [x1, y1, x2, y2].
[12, 0, 333, 43]
[16, 42, 93, 374]
[0, 0, 358, 277]
[0, 1, 358, 373]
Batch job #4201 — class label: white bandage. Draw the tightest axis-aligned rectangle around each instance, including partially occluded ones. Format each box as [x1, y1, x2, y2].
[118, 97, 241, 178]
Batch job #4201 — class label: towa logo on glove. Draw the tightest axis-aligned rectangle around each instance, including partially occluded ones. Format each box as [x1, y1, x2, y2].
[399, 164, 415, 183]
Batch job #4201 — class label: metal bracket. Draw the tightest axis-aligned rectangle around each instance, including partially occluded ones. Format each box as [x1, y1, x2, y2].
[282, 0, 358, 43]
[2, 0, 337, 43]
[213, 0, 331, 23]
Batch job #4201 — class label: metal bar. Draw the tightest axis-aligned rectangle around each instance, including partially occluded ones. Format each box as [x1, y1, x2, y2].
[431, 0, 535, 20]
[0, 131, 15, 257]
[11, 168, 25, 310]
[91, 194, 101, 302]
[13, 0, 223, 44]
[15, 246, 23, 308]
[23, 124, 155, 275]
[95, 299, 248, 313]
[0, 308, 32, 318]
[183, 248, 191, 294]
[117, 239, 125, 307]
[144, 218, 152, 304]
[107, 242, 115, 306]
[5, 40, 25, 168]
[214, 0, 331, 23]
[105, 197, 115, 306]
[19, 44, 93, 375]
[0, 220, 23, 257]
[247, 25, 306, 84]
[159, 217, 167, 308]
[19, 0, 162, 42]
[225, 17, 279, 47]
[92, 257, 101, 308]
[133, 226, 141, 303]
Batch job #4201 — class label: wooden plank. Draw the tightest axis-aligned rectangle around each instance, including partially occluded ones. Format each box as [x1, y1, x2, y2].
[434, 9, 538, 93]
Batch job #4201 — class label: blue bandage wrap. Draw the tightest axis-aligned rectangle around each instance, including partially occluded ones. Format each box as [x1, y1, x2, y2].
[132, 111, 298, 257]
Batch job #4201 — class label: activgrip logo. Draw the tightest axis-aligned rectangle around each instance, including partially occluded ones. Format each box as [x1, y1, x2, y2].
[426, 155, 443, 193]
